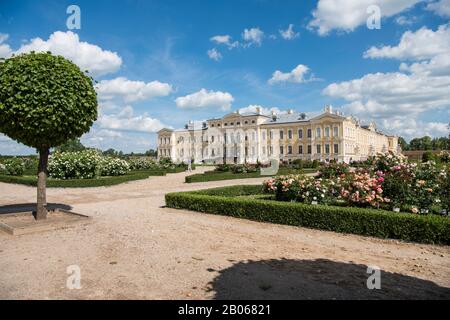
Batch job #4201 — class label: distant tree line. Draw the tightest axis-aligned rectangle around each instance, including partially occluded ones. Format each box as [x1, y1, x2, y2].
[399, 135, 450, 151]
[53, 138, 157, 158]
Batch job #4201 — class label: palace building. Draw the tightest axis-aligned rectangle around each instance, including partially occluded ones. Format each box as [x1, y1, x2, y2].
[157, 106, 399, 164]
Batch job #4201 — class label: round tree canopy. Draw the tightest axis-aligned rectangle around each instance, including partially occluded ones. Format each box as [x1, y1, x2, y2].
[0, 52, 98, 149]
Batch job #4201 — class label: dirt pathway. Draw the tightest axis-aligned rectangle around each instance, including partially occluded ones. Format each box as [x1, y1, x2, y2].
[0, 168, 449, 299]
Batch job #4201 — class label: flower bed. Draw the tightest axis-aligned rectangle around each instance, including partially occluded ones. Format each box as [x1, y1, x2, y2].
[0, 152, 191, 187]
[264, 152, 450, 216]
[165, 185, 450, 244]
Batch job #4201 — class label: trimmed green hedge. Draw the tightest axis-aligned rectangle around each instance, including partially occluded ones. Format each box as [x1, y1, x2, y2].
[185, 168, 316, 183]
[165, 185, 450, 245]
[0, 169, 167, 188]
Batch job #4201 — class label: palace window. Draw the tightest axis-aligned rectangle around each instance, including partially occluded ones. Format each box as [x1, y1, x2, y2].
[325, 127, 330, 137]
[325, 144, 330, 154]
[298, 145, 303, 154]
[252, 120, 256, 124]
[262, 146, 266, 155]
[333, 126, 339, 137]
[334, 144, 339, 154]
[298, 129, 303, 139]
[280, 146, 284, 154]
[288, 130, 293, 139]
[288, 145, 293, 154]
[307, 145, 312, 154]
[316, 144, 321, 154]
[262, 131, 266, 140]
[269, 130, 273, 139]
[244, 121, 248, 125]
[307, 129, 312, 138]
[279, 130, 284, 139]
[316, 127, 321, 138]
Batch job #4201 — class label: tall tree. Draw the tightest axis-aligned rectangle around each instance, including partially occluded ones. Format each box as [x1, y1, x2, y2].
[398, 137, 409, 151]
[0, 52, 97, 219]
[54, 138, 85, 152]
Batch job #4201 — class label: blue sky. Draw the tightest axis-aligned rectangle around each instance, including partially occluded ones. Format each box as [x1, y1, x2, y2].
[1, 0, 449, 154]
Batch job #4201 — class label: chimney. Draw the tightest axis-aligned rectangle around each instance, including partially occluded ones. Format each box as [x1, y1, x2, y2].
[287, 109, 293, 114]
[236, 109, 240, 115]
[256, 106, 261, 114]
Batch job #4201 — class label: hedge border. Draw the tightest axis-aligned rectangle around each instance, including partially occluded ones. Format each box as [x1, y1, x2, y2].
[0, 169, 170, 188]
[185, 168, 317, 183]
[165, 185, 450, 245]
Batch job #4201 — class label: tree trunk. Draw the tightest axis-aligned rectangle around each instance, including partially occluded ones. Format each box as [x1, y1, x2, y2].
[36, 147, 49, 220]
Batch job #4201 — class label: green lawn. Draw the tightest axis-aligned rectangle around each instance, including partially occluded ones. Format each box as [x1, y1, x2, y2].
[185, 167, 317, 183]
[0, 169, 172, 188]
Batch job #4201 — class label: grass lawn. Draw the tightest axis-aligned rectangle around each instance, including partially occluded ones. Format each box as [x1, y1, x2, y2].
[185, 167, 317, 183]
[0, 169, 172, 188]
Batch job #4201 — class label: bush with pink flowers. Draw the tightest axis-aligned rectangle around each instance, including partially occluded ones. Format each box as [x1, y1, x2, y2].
[263, 152, 449, 216]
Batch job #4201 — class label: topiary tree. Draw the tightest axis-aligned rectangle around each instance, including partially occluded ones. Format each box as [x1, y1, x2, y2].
[0, 52, 97, 219]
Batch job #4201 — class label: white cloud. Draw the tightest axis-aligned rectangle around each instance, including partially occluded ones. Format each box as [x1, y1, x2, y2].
[279, 24, 299, 40]
[0, 134, 35, 155]
[14, 31, 122, 77]
[97, 77, 173, 103]
[97, 106, 168, 133]
[0, 33, 12, 58]
[324, 24, 450, 139]
[175, 88, 234, 111]
[427, 0, 450, 17]
[210, 35, 239, 49]
[395, 15, 417, 25]
[364, 24, 450, 60]
[268, 64, 314, 84]
[308, 0, 422, 36]
[242, 27, 264, 46]
[380, 118, 449, 138]
[207, 48, 222, 61]
[238, 104, 285, 115]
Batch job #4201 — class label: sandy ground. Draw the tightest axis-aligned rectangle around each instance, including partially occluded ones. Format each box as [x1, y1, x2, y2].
[0, 167, 449, 300]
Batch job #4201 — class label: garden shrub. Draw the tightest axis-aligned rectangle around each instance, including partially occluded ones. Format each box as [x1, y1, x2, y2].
[128, 158, 159, 170]
[165, 186, 450, 245]
[48, 150, 101, 179]
[422, 151, 435, 163]
[99, 157, 130, 176]
[0, 158, 25, 176]
[318, 162, 349, 179]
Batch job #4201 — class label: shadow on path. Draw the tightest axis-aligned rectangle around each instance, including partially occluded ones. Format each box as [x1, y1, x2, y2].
[209, 258, 450, 300]
[0, 203, 72, 215]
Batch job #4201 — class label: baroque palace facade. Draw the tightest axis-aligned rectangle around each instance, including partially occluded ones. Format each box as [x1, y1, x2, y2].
[157, 106, 399, 164]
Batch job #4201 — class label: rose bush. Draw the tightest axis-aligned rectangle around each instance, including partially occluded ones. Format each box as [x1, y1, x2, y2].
[264, 152, 449, 215]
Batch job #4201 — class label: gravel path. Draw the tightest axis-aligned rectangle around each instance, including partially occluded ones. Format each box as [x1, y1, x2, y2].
[0, 167, 449, 299]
